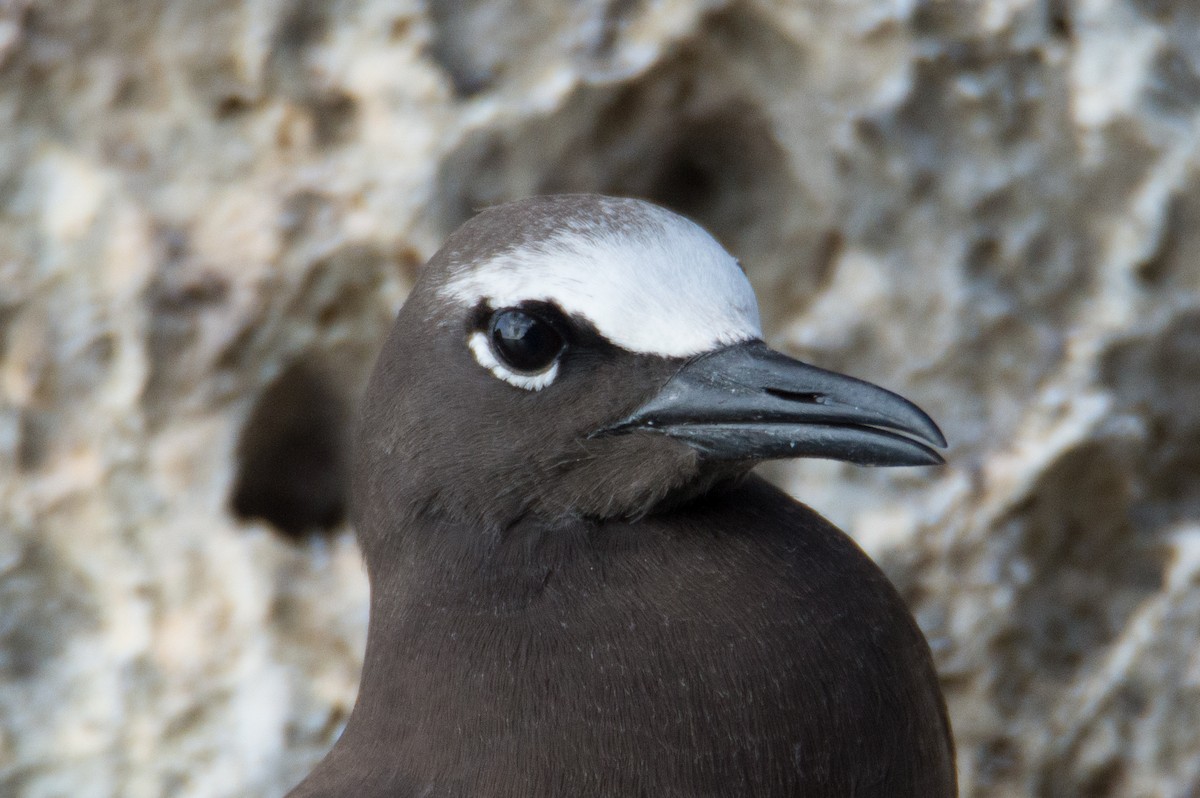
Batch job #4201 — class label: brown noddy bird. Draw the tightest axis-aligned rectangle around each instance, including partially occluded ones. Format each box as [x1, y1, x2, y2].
[286, 194, 956, 797]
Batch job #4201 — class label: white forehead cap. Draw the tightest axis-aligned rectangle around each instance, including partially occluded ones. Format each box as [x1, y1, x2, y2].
[439, 203, 762, 358]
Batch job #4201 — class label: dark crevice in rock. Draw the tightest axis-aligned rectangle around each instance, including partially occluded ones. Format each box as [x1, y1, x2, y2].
[279, 190, 331, 245]
[142, 228, 230, 428]
[423, 0, 508, 97]
[1127, 169, 1200, 291]
[15, 410, 48, 471]
[1101, 310, 1200, 530]
[231, 359, 350, 541]
[975, 734, 1022, 789]
[308, 90, 359, 147]
[265, 0, 358, 147]
[585, 0, 642, 59]
[1134, 193, 1182, 286]
[273, 1, 331, 56]
[985, 441, 1165, 721]
[287, 243, 390, 326]
[421, 0, 644, 98]
[0, 541, 96, 681]
[1046, 0, 1072, 39]
[1147, 47, 1200, 116]
[616, 101, 791, 251]
[1131, 0, 1191, 23]
[808, 229, 845, 295]
[214, 94, 254, 120]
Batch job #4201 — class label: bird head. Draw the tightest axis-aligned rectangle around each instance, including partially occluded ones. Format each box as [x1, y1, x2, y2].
[354, 195, 944, 545]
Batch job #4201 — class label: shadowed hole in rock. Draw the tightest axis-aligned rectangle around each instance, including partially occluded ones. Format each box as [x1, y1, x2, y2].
[976, 735, 1022, 788]
[1133, 193, 1182, 286]
[1131, 0, 1189, 22]
[423, 0, 647, 97]
[16, 410, 49, 471]
[215, 94, 254, 120]
[646, 154, 715, 219]
[423, 0, 506, 97]
[142, 233, 229, 430]
[272, 0, 330, 59]
[1147, 47, 1200, 116]
[965, 433, 1170, 796]
[1077, 760, 1128, 798]
[0, 540, 97, 681]
[308, 90, 359, 147]
[266, 0, 360, 149]
[231, 360, 350, 540]
[1101, 309, 1200, 525]
[433, 94, 800, 261]
[562, 95, 797, 263]
[1047, 0, 1072, 38]
[625, 102, 788, 250]
[985, 441, 1165, 718]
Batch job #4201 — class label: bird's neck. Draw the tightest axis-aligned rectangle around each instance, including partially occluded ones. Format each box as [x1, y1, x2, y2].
[343, 512, 660, 747]
[338, 478, 789, 768]
[363, 509, 656, 630]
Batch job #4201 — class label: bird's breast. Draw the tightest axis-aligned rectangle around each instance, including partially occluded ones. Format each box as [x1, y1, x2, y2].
[348, 482, 953, 796]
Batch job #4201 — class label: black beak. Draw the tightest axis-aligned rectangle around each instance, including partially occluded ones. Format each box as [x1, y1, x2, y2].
[598, 341, 946, 467]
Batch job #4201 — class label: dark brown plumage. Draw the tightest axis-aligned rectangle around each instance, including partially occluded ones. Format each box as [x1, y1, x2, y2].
[286, 195, 956, 797]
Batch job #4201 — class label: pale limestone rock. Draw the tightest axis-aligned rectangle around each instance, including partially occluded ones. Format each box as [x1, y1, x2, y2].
[1, 0, 1199, 796]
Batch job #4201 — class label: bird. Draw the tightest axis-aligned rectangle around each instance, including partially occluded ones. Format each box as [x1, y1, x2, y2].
[286, 194, 956, 797]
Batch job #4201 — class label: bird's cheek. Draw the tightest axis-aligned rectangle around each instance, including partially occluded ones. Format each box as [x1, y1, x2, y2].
[534, 435, 702, 519]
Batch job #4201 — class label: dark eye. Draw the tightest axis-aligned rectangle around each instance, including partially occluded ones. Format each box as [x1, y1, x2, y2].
[488, 308, 565, 373]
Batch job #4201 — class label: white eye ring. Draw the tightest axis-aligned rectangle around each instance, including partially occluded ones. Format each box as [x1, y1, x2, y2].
[468, 331, 559, 391]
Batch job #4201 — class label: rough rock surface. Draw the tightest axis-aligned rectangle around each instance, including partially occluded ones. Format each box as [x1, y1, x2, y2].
[2, 0, 1199, 795]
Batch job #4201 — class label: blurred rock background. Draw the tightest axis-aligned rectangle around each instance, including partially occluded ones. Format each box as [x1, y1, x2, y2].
[1, 0, 1199, 795]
